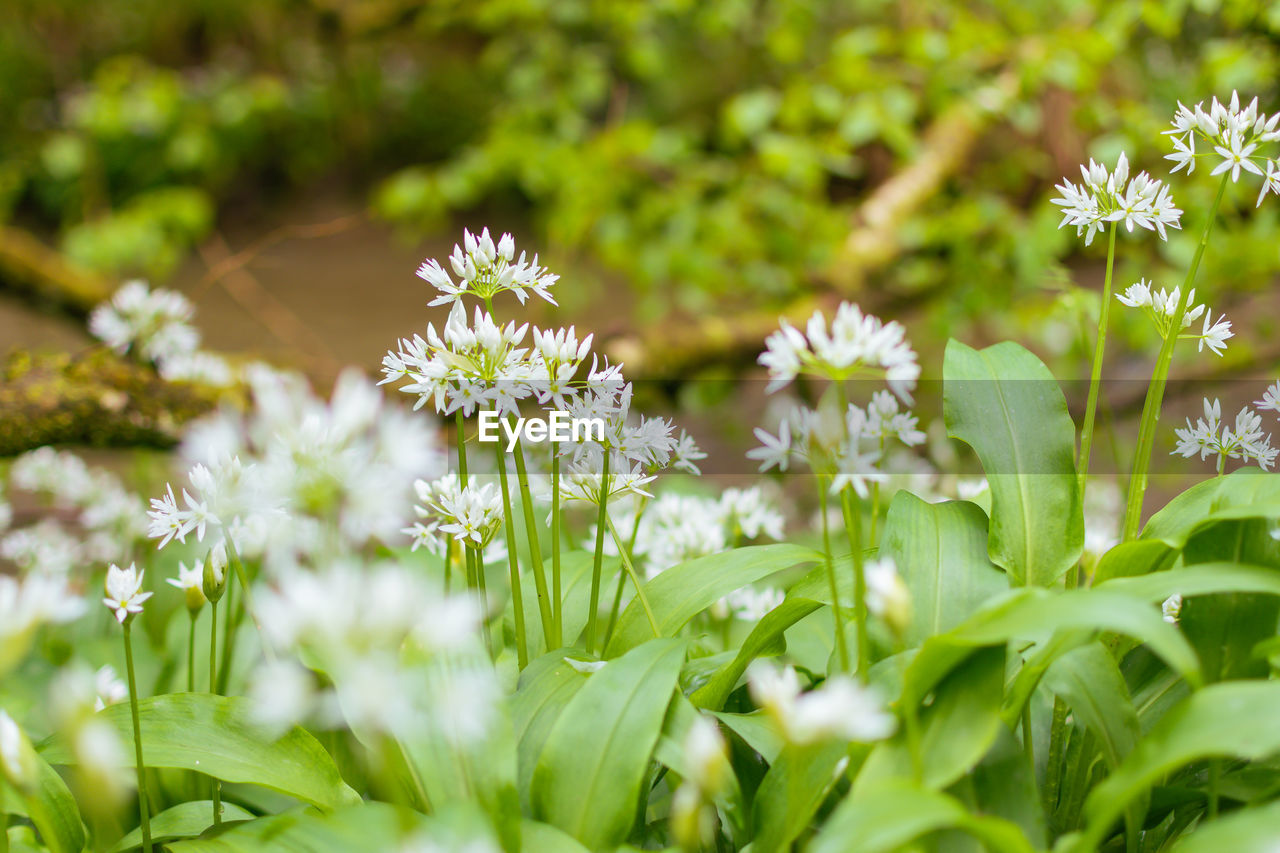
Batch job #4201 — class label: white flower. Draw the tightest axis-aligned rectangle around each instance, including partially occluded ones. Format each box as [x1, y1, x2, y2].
[102, 563, 152, 624]
[1117, 279, 1229, 354]
[1051, 152, 1182, 245]
[681, 715, 729, 794]
[1255, 380, 1280, 414]
[418, 228, 559, 307]
[1198, 311, 1233, 356]
[1164, 92, 1280, 193]
[89, 280, 198, 364]
[749, 663, 895, 744]
[1173, 398, 1277, 471]
[758, 303, 920, 402]
[1161, 593, 1183, 624]
[93, 665, 128, 711]
[0, 710, 32, 787]
[864, 557, 911, 632]
[747, 421, 792, 472]
[723, 586, 785, 622]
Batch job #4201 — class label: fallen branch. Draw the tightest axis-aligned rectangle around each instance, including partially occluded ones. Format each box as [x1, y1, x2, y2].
[0, 224, 113, 315]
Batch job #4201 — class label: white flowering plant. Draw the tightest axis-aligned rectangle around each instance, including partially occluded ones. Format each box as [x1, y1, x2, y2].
[6, 95, 1280, 853]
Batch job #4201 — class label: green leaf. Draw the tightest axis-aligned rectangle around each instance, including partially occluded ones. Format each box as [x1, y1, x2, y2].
[752, 738, 852, 852]
[1098, 562, 1280, 602]
[942, 339, 1082, 587]
[532, 638, 686, 849]
[166, 803, 430, 852]
[880, 493, 1009, 647]
[520, 819, 591, 853]
[111, 801, 255, 852]
[1141, 470, 1280, 548]
[1043, 643, 1138, 770]
[711, 711, 784, 765]
[41, 694, 359, 810]
[690, 596, 822, 711]
[510, 652, 589, 812]
[858, 647, 1005, 792]
[810, 782, 1036, 853]
[1076, 681, 1280, 850]
[606, 544, 821, 658]
[949, 728, 1047, 848]
[1168, 799, 1280, 852]
[3, 747, 86, 853]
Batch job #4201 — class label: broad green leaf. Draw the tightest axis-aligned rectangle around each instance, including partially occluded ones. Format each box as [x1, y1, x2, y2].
[1092, 540, 1175, 584]
[711, 711, 784, 765]
[1099, 562, 1280, 601]
[942, 339, 1082, 587]
[167, 802, 431, 851]
[111, 801, 255, 852]
[810, 782, 1036, 853]
[41, 694, 359, 810]
[1180, 518, 1280, 682]
[532, 638, 686, 849]
[1169, 799, 1280, 852]
[880, 493, 1009, 646]
[751, 739, 852, 852]
[2, 744, 85, 853]
[1076, 681, 1280, 850]
[948, 728, 1047, 848]
[902, 586, 1202, 715]
[690, 597, 822, 711]
[520, 819, 591, 853]
[606, 544, 821, 658]
[1043, 643, 1139, 770]
[1141, 469, 1280, 548]
[857, 647, 1005, 792]
[510, 652, 588, 812]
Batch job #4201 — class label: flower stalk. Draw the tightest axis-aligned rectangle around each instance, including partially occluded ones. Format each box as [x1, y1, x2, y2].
[1123, 174, 1230, 540]
[493, 438, 530, 668]
[513, 438, 557, 648]
[839, 486, 870, 683]
[1077, 224, 1119, 489]
[121, 622, 153, 853]
[818, 477, 851, 673]
[585, 451, 612, 655]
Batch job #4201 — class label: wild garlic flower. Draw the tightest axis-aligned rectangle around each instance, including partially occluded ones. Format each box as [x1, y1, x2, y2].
[417, 228, 559, 306]
[722, 586, 785, 622]
[1052, 152, 1182, 245]
[559, 446, 656, 507]
[747, 662, 896, 745]
[1115, 280, 1233, 356]
[680, 715, 730, 795]
[0, 573, 85, 673]
[1161, 594, 1183, 624]
[760, 303, 920, 401]
[865, 557, 911, 635]
[1165, 92, 1280, 203]
[1255, 381, 1280, 415]
[93, 665, 128, 711]
[166, 561, 208, 612]
[411, 475, 505, 548]
[102, 563, 152, 624]
[0, 709, 33, 789]
[90, 280, 198, 363]
[1172, 398, 1276, 471]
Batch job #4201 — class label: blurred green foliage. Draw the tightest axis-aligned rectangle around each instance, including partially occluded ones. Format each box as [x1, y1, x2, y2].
[2, 0, 1280, 348]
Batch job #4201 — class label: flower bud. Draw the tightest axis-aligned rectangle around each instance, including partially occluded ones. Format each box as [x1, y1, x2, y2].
[203, 544, 228, 604]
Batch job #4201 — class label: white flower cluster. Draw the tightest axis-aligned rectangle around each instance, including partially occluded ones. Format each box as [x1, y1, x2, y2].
[88, 280, 235, 386]
[1115, 279, 1233, 356]
[253, 562, 496, 740]
[417, 228, 559, 307]
[747, 662, 896, 745]
[750, 390, 923, 498]
[405, 474, 504, 552]
[1, 447, 145, 572]
[1052, 152, 1182, 246]
[1165, 92, 1280, 204]
[1173, 397, 1276, 471]
[147, 366, 444, 571]
[759, 302, 920, 400]
[604, 486, 785, 581]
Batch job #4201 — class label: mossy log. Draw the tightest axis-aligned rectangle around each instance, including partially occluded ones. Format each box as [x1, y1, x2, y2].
[0, 348, 229, 456]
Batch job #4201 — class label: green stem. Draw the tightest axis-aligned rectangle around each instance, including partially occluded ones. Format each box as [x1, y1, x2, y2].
[818, 477, 851, 673]
[903, 699, 924, 784]
[605, 515, 660, 640]
[1078, 224, 1118, 491]
[216, 566, 238, 695]
[209, 597, 221, 826]
[1022, 701, 1035, 785]
[187, 614, 196, 694]
[122, 623, 153, 853]
[226, 539, 273, 664]
[603, 497, 649, 650]
[585, 451, 612, 655]
[551, 450, 562, 641]
[1122, 175, 1230, 540]
[514, 438, 556, 648]
[839, 486, 869, 683]
[1044, 698, 1069, 819]
[455, 411, 470, 480]
[472, 545, 493, 658]
[444, 538, 454, 594]
[493, 440, 529, 668]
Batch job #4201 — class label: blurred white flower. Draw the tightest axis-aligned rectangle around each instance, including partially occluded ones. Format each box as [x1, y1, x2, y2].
[1161, 593, 1183, 624]
[93, 665, 128, 711]
[748, 662, 895, 744]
